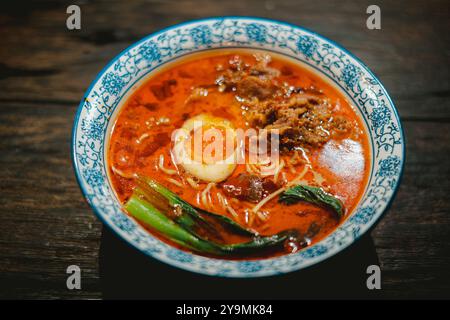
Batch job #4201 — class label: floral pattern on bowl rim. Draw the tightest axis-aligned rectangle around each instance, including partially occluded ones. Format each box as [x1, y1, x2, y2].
[72, 17, 405, 277]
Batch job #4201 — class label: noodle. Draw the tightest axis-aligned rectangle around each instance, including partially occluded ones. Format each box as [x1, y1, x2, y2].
[111, 165, 135, 179]
[216, 192, 224, 207]
[290, 165, 310, 185]
[216, 192, 238, 218]
[311, 169, 325, 186]
[246, 163, 256, 174]
[201, 183, 215, 208]
[225, 200, 238, 218]
[252, 187, 286, 213]
[290, 151, 300, 164]
[286, 160, 297, 174]
[273, 159, 285, 183]
[281, 172, 288, 185]
[166, 177, 183, 187]
[158, 154, 177, 175]
[256, 211, 269, 221]
[135, 133, 150, 144]
[247, 209, 255, 227]
[186, 177, 200, 189]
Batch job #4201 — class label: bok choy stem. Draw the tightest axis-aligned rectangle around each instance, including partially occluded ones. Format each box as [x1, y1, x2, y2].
[125, 194, 222, 254]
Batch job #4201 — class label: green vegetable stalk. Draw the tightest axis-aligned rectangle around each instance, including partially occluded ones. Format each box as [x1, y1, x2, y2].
[125, 194, 221, 254]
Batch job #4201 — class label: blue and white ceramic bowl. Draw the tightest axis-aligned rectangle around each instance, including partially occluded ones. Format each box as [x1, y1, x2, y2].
[72, 17, 405, 277]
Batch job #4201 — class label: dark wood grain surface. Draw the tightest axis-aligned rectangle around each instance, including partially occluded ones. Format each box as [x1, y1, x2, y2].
[0, 0, 448, 299]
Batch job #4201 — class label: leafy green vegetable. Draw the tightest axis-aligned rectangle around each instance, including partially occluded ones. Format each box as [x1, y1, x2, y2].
[125, 192, 297, 254]
[219, 230, 296, 253]
[279, 185, 344, 217]
[136, 175, 255, 236]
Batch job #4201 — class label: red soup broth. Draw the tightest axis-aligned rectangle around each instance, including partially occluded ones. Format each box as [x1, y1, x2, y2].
[107, 50, 371, 259]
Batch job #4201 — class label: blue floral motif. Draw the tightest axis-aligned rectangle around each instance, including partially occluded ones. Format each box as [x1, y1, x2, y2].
[101, 72, 125, 96]
[296, 35, 319, 58]
[370, 105, 391, 129]
[350, 207, 376, 225]
[167, 250, 193, 263]
[81, 118, 103, 141]
[82, 168, 104, 188]
[237, 261, 263, 273]
[378, 155, 401, 177]
[189, 25, 213, 45]
[143, 245, 162, 255]
[301, 245, 328, 258]
[352, 226, 361, 239]
[111, 213, 136, 233]
[341, 63, 361, 88]
[138, 40, 161, 62]
[245, 23, 267, 42]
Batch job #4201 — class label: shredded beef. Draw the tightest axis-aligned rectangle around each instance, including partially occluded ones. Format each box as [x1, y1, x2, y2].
[215, 55, 350, 150]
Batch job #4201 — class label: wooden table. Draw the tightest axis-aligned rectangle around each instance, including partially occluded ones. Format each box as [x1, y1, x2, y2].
[0, 0, 448, 299]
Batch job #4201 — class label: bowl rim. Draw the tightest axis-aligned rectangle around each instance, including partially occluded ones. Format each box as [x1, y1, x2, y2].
[72, 16, 405, 277]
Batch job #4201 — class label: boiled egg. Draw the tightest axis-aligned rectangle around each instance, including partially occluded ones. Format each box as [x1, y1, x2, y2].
[172, 114, 238, 182]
